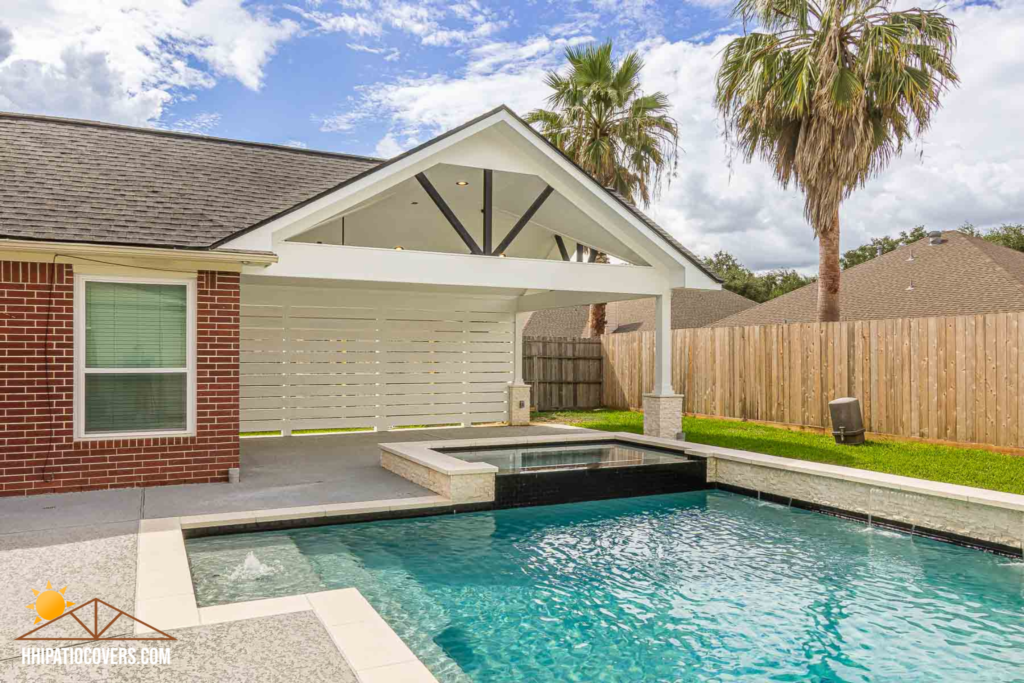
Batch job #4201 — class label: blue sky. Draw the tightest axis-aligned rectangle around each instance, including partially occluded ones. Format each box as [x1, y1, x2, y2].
[2, 0, 1024, 272]
[161, 0, 738, 156]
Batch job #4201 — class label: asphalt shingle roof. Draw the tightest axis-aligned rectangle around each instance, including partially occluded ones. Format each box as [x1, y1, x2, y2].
[0, 113, 380, 248]
[713, 230, 1024, 327]
[524, 288, 757, 337]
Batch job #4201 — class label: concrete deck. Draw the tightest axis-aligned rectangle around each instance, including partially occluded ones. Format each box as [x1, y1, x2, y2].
[0, 425, 582, 534]
[0, 425, 584, 681]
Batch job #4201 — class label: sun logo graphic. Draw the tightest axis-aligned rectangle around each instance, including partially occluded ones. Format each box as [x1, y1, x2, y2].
[26, 581, 74, 625]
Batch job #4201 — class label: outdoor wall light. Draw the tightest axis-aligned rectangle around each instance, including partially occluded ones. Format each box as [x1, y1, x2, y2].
[455, 180, 469, 186]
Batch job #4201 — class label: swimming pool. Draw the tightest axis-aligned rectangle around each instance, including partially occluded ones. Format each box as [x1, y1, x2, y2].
[186, 491, 1024, 682]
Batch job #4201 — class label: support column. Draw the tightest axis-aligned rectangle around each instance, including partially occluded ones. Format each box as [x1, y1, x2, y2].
[510, 311, 531, 425]
[643, 291, 682, 438]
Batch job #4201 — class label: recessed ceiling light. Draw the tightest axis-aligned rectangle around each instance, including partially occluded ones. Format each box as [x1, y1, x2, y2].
[498, 253, 506, 258]
[455, 180, 469, 186]
[395, 246, 404, 251]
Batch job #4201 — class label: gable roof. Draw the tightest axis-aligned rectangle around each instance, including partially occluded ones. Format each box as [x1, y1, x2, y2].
[0, 108, 720, 283]
[525, 288, 757, 337]
[713, 230, 1024, 327]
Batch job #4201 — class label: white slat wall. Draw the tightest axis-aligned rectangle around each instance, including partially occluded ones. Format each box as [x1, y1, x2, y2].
[240, 284, 515, 433]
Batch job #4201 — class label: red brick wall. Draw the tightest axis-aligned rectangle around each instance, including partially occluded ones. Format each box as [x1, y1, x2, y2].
[0, 261, 240, 496]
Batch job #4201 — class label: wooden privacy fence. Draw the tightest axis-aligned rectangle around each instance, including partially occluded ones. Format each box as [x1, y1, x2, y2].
[522, 337, 603, 410]
[601, 312, 1024, 449]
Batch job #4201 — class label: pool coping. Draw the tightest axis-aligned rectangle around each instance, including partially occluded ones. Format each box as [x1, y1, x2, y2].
[135, 500, 446, 683]
[385, 431, 1024, 514]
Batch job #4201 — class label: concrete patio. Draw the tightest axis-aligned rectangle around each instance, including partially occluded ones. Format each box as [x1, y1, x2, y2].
[0, 424, 584, 682]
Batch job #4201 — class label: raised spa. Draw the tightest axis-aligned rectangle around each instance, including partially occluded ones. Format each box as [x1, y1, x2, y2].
[438, 440, 708, 508]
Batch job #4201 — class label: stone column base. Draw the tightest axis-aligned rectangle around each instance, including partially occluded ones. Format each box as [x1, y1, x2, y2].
[643, 393, 683, 439]
[509, 384, 531, 426]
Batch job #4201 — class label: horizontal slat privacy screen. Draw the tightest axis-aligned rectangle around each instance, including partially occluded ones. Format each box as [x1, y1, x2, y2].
[240, 285, 515, 433]
[86, 281, 187, 368]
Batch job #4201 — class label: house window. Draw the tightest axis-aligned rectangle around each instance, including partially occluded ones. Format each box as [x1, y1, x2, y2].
[76, 276, 196, 439]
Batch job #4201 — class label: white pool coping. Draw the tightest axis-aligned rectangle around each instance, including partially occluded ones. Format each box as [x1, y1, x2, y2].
[135, 500, 445, 683]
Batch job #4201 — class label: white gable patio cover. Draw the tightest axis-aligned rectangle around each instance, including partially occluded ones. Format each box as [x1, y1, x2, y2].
[223, 106, 720, 438]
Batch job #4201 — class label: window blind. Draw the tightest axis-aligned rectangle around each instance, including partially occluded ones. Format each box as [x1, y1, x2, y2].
[86, 282, 187, 369]
[84, 374, 187, 434]
[83, 281, 189, 435]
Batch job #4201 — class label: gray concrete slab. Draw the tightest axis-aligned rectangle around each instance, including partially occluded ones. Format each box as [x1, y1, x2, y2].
[0, 522, 138, 662]
[0, 489, 142, 535]
[0, 611, 357, 683]
[0, 426, 595, 524]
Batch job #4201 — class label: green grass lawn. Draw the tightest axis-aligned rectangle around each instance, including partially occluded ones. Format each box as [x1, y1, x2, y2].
[533, 409, 1024, 496]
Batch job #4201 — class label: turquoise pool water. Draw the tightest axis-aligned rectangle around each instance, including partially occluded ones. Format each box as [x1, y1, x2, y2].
[186, 491, 1024, 682]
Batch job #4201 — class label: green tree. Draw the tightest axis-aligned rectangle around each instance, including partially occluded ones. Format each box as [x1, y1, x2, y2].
[527, 41, 679, 334]
[960, 222, 1024, 252]
[715, 0, 958, 321]
[840, 226, 928, 269]
[702, 251, 815, 303]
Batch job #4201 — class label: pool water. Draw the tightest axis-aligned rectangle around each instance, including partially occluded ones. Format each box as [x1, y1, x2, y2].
[438, 441, 690, 473]
[186, 491, 1024, 682]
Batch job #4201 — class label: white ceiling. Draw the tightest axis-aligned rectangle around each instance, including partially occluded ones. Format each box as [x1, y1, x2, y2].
[292, 163, 647, 264]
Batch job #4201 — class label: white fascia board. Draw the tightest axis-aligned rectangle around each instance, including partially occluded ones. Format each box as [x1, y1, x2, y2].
[246, 242, 668, 295]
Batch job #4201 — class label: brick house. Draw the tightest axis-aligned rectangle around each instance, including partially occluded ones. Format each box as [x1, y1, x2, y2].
[0, 107, 720, 495]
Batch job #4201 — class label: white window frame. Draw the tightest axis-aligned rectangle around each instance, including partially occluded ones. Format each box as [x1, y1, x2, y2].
[74, 273, 198, 441]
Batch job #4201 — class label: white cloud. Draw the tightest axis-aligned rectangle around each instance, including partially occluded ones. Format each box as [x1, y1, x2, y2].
[375, 131, 418, 157]
[0, 0, 299, 126]
[168, 111, 222, 134]
[316, 110, 363, 132]
[285, 5, 382, 36]
[346, 43, 401, 60]
[285, 139, 308, 148]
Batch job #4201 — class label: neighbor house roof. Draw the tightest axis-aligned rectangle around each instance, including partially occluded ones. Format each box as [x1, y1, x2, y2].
[713, 230, 1024, 327]
[0, 108, 719, 283]
[524, 288, 757, 337]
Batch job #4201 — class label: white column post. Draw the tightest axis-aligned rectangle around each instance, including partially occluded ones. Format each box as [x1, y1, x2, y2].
[513, 311, 528, 384]
[509, 311, 531, 425]
[653, 291, 673, 396]
[644, 291, 683, 438]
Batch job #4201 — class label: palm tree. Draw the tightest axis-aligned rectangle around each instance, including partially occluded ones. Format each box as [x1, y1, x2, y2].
[527, 41, 679, 336]
[715, 0, 958, 321]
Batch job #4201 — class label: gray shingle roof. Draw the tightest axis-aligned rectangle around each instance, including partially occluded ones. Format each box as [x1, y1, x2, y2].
[0, 113, 380, 248]
[712, 231, 1024, 327]
[525, 288, 757, 337]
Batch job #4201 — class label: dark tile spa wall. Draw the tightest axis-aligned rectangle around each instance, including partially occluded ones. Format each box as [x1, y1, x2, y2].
[493, 459, 709, 509]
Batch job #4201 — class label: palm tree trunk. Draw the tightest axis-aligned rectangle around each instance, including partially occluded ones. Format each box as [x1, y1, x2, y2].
[817, 211, 841, 322]
[588, 251, 610, 336]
